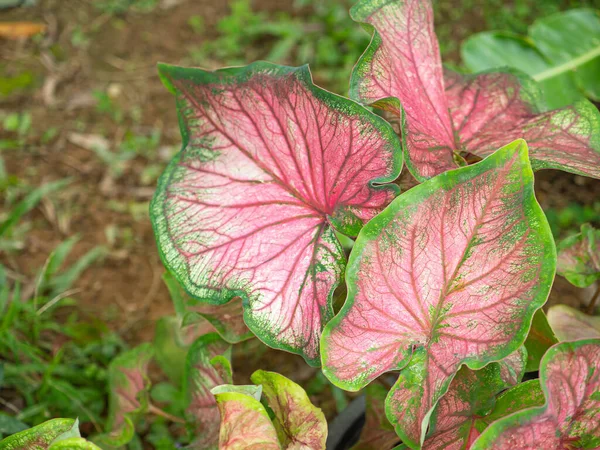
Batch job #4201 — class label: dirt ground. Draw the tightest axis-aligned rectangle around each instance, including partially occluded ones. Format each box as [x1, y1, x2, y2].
[2, 0, 599, 426]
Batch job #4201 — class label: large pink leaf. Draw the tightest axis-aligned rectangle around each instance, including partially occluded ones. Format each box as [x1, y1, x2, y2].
[350, 0, 600, 181]
[321, 141, 555, 448]
[153, 62, 402, 365]
[422, 348, 526, 450]
[444, 70, 600, 179]
[547, 304, 600, 341]
[556, 223, 600, 288]
[350, 0, 456, 180]
[471, 339, 600, 450]
[184, 333, 232, 450]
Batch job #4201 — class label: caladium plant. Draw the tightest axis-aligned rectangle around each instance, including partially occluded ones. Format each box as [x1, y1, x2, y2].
[556, 223, 600, 288]
[547, 304, 600, 341]
[321, 140, 555, 447]
[0, 419, 101, 450]
[349, 0, 600, 181]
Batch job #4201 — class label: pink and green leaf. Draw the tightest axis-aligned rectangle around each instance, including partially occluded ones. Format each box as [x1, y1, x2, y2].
[321, 141, 555, 448]
[522, 309, 558, 372]
[556, 223, 600, 288]
[212, 390, 281, 450]
[350, 0, 600, 181]
[99, 344, 153, 447]
[184, 333, 232, 450]
[352, 383, 400, 450]
[422, 347, 527, 450]
[250, 370, 327, 449]
[471, 339, 600, 450]
[152, 61, 402, 365]
[350, 0, 457, 180]
[547, 304, 600, 341]
[0, 418, 76, 450]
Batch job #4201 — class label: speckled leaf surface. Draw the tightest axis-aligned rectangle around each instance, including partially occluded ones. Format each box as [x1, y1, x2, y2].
[152, 62, 402, 365]
[444, 69, 600, 179]
[185, 333, 232, 450]
[556, 223, 600, 288]
[350, 0, 456, 180]
[48, 437, 102, 450]
[250, 370, 327, 450]
[0, 418, 75, 450]
[352, 383, 399, 450]
[471, 339, 600, 450]
[350, 0, 600, 180]
[213, 390, 281, 450]
[99, 344, 153, 447]
[321, 141, 555, 448]
[547, 304, 600, 341]
[422, 347, 526, 450]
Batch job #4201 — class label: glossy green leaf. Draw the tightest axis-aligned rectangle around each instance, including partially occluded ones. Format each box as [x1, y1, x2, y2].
[547, 304, 600, 341]
[0, 418, 75, 450]
[523, 309, 558, 372]
[556, 223, 600, 288]
[250, 370, 327, 449]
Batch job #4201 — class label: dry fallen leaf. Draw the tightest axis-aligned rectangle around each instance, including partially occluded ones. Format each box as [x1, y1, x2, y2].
[0, 21, 46, 39]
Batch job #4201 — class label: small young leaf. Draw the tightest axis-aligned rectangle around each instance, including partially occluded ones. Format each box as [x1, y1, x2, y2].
[547, 304, 600, 341]
[350, 0, 600, 181]
[556, 223, 600, 288]
[0, 418, 75, 450]
[523, 309, 558, 372]
[471, 339, 600, 449]
[352, 383, 399, 450]
[250, 370, 327, 449]
[321, 141, 555, 448]
[185, 333, 232, 450]
[212, 391, 281, 450]
[152, 61, 402, 365]
[99, 344, 153, 447]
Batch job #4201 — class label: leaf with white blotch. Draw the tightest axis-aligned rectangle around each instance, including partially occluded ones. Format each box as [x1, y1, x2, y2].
[523, 309, 558, 372]
[185, 333, 232, 450]
[250, 370, 327, 449]
[422, 347, 526, 450]
[152, 62, 402, 365]
[352, 383, 401, 450]
[0, 418, 75, 450]
[163, 271, 252, 344]
[556, 223, 600, 288]
[471, 339, 600, 450]
[461, 9, 600, 109]
[547, 304, 600, 341]
[98, 344, 153, 447]
[212, 389, 280, 450]
[349, 0, 600, 180]
[321, 141, 555, 448]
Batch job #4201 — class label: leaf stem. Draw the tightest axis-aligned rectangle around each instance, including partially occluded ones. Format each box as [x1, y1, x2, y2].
[533, 46, 600, 82]
[148, 404, 186, 424]
[586, 283, 600, 314]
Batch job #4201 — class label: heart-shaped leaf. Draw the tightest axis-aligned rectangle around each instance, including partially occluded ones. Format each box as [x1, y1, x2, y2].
[321, 141, 555, 448]
[350, 0, 600, 181]
[0, 418, 75, 450]
[98, 344, 153, 447]
[352, 383, 401, 450]
[547, 304, 600, 341]
[152, 62, 402, 365]
[461, 9, 600, 109]
[556, 223, 600, 288]
[421, 347, 527, 449]
[471, 339, 600, 450]
[212, 389, 280, 450]
[250, 370, 327, 449]
[184, 333, 232, 450]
